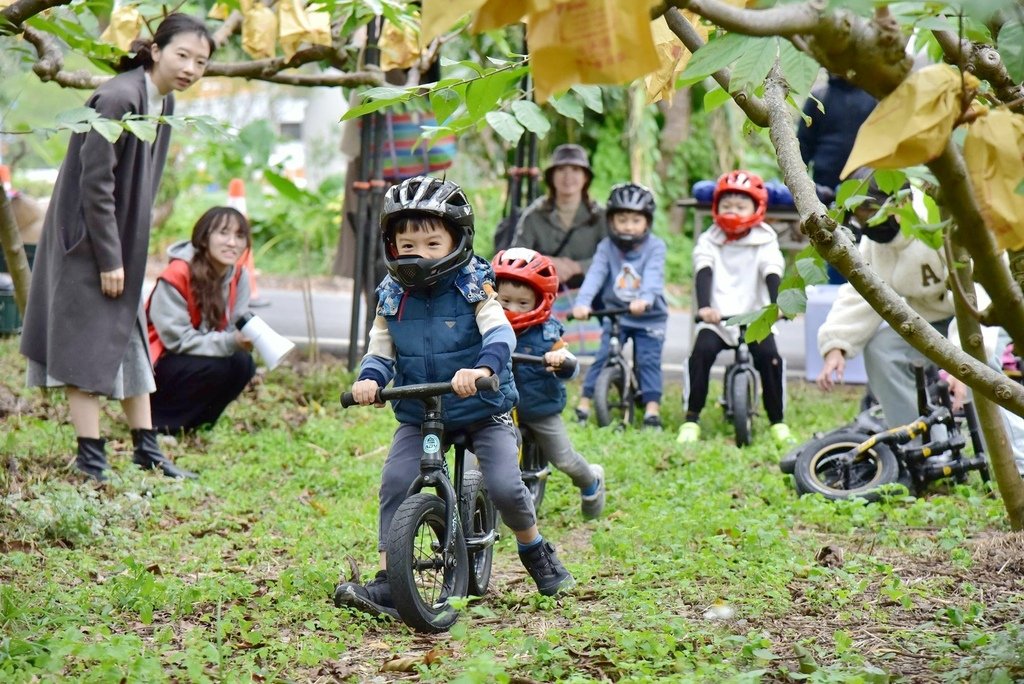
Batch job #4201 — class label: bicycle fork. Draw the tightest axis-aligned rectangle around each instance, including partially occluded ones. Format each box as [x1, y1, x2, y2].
[409, 397, 461, 567]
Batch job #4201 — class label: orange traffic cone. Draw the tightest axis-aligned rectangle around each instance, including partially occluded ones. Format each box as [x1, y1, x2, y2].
[227, 178, 264, 306]
[0, 165, 12, 197]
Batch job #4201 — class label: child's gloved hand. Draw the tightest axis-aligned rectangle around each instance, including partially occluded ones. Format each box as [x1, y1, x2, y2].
[629, 299, 650, 316]
[572, 305, 591, 320]
[452, 367, 492, 397]
[544, 348, 571, 372]
[698, 307, 721, 324]
[351, 379, 384, 406]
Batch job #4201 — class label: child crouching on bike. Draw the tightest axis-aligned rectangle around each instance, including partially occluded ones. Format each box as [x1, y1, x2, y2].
[492, 248, 606, 519]
[336, 176, 575, 619]
[677, 170, 790, 445]
[572, 183, 668, 429]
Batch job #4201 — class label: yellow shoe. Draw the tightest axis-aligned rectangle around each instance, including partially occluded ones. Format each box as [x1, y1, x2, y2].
[770, 423, 793, 444]
[676, 422, 701, 444]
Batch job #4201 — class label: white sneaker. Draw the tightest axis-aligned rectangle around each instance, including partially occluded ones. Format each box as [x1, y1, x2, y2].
[581, 464, 605, 520]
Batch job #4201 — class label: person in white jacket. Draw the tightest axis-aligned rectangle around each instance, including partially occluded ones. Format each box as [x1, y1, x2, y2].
[816, 169, 952, 429]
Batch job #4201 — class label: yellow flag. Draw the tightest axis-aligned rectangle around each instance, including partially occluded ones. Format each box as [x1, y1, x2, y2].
[278, 0, 332, 62]
[420, 0, 487, 47]
[380, 19, 422, 71]
[841, 64, 980, 179]
[99, 5, 143, 51]
[529, 0, 660, 104]
[242, 4, 278, 59]
[964, 109, 1024, 251]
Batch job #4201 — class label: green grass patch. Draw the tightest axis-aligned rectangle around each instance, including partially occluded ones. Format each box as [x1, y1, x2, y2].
[1, 335, 1021, 682]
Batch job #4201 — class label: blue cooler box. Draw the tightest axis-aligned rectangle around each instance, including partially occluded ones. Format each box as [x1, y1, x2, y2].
[804, 284, 868, 384]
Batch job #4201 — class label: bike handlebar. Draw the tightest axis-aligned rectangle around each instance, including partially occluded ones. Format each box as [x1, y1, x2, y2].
[567, 307, 631, 321]
[340, 375, 500, 408]
[511, 352, 578, 375]
[693, 313, 749, 324]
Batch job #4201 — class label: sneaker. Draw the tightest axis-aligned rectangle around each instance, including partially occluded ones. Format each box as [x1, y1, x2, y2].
[574, 407, 590, 425]
[333, 570, 399, 619]
[770, 423, 794, 444]
[676, 422, 701, 444]
[642, 414, 663, 431]
[519, 541, 576, 596]
[581, 464, 606, 520]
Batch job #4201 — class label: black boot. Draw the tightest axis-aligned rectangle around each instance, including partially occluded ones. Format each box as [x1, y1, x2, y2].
[75, 437, 109, 482]
[131, 428, 197, 479]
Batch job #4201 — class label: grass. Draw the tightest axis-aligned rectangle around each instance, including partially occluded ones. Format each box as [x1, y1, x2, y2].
[1, 335, 1022, 682]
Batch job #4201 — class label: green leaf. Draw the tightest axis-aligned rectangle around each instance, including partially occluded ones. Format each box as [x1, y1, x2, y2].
[341, 86, 411, 121]
[466, 69, 522, 120]
[484, 111, 525, 145]
[549, 92, 584, 124]
[678, 32, 757, 87]
[873, 169, 906, 195]
[90, 119, 123, 144]
[56, 107, 100, 125]
[570, 85, 604, 113]
[778, 288, 807, 317]
[998, 21, 1024, 83]
[777, 41, 820, 101]
[263, 169, 316, 203]
[703, 86, 732, 112]
[729, 36, 777, 94]
[430, 87, 463, 125]
[122, 119, 158, 143]
[752, 648, 780, 660]
[746, 305, 778, 343]
[510, 100, 551, 137]
[796, 257, 829, 286]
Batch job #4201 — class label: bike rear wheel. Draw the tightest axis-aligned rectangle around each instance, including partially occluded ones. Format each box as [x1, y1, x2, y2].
[730, 370, 756, 447]
[387, 493, 469, 633]
[594, 364, 635, 428]
[793, 430, 901, 501]
[461, 470, 496, 597]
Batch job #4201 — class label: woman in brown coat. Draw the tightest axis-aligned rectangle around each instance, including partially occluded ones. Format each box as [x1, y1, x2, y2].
[20, 14, 214, 481]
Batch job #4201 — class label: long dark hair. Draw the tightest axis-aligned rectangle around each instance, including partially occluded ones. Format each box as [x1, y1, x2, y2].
[190, 207, 251, 329]
[116, 13, 215, 72]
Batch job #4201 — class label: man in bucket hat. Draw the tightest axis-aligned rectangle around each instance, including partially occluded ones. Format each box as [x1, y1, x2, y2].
[512, 144, 606, 289]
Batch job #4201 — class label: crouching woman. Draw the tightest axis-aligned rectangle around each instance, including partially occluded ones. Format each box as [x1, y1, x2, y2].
[147, 207, 257, 434]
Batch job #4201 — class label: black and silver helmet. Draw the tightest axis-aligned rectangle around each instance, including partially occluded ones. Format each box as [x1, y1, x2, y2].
[380, 176, 475, 288]
[606, 182, 655, 249]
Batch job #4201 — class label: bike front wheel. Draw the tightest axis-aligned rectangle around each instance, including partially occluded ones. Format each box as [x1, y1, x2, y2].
[387, 493, 469, 633]
[730, 370, 756, 447]
[461, 470, 496, 597]
[793, 430, 901, 501]
[594, 364, 635, 428]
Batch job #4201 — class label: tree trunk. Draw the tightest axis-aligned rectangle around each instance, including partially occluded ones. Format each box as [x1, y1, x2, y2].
[0, 190, 31, 315]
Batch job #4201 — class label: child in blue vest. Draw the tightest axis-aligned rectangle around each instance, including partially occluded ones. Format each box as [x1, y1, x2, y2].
[335, 176, 575, 619]
[492, 248, 606, 519]
[572, 183, 668, 429]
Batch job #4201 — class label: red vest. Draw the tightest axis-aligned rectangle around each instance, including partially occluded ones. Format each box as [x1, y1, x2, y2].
[146, 259, 242, 365]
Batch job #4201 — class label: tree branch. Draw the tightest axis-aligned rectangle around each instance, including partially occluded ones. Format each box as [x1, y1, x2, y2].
[663, 0, 822, 36]
[663, 8, 769, 127]
[0, 0, 70, 31]
[933, 29, 1024, 113]
[762, 63, 1024, 416]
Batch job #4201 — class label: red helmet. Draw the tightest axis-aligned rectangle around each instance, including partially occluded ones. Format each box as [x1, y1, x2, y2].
[491, 248, 559, 332]
[712, 170, 768, 239]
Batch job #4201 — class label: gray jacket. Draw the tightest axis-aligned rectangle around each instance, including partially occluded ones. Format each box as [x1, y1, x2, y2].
[20, 68, 174, 395]
[148, 240, 251, 358]
[511, 196, 606, 275]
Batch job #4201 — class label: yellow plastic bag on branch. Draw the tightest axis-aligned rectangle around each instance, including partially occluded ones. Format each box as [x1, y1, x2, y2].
[99, 5, 143, 51]
[380, 19, 422, 71]
[278, 0, 332, 62]
[242, 4, 278, 59]
[420, 0, 488, 46]
[963, 109, 1024, 251]
[644, 12, 706, 105]
[528, 0, 659, 104]
[841, 64, 979, 179]
[208, 3, 232, 20]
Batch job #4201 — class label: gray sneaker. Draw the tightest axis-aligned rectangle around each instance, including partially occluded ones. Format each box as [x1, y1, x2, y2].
[581, 464, 606, 520]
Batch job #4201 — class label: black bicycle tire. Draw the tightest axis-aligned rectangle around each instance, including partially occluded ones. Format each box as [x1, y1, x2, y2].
[731, 371, 754, 447]
[461, 470, 496, 597]
[387, 493, 469, 633]
[594, 365, 634, 427]
[793, 431, 901, 502]
[519, 434, 548, 513]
